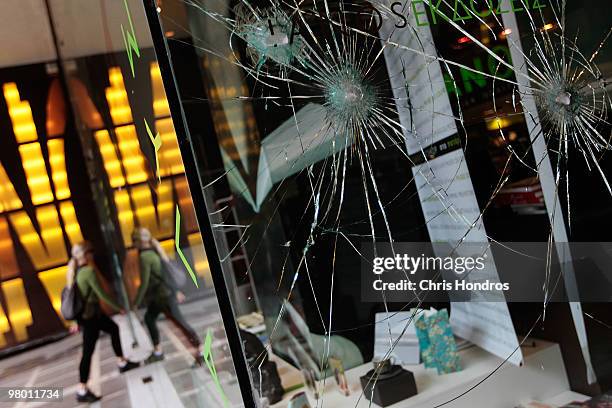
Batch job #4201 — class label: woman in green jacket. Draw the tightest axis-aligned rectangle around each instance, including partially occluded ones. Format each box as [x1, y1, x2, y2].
[67, 242, 139, 403]
[131, 228, 202, 366]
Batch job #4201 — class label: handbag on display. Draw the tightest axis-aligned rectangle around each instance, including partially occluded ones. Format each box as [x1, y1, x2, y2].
[414, 308, 461, 374]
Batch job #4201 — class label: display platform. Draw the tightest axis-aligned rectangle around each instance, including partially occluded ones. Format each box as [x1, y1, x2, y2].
[272, 339, 586, 407]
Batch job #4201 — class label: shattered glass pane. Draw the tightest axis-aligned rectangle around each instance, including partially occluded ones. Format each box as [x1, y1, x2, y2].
[153, 0, 612, 405]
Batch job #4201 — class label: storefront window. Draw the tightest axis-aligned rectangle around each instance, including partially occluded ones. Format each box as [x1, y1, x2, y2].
[1, 1, 611, 407]
[150, 0, 612, 406]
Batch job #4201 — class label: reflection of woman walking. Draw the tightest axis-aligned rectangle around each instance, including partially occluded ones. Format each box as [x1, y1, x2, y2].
[67, 242, 139, 403]
[132, 228, 203, 365]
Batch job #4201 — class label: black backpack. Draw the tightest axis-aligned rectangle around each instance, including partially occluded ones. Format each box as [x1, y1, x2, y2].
[61, 282, 84, 320]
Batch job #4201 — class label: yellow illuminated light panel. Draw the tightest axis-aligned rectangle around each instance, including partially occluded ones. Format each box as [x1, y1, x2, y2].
[150, 62, 170, 117]
[94, 130, 125, 187]
[156, 118, 184, 176]
[0, 163, 22, 212]
[155, 180, 175, 235]
[47, 139, 70, 200]
[130, 184, 157, 234]
[105, 67, 133, 126]
[9, 205, 67, 270]
[0, 304, 8, 347]
[19, 143, 54, 205]
[59, 201, 83, 245]
[38, 265, 69, 325]
[115, 125, 147, 184]
[3, 83, 38, 143]
[159, 238, 175, 260]
[32, 205, 67, 263]
[130, 181, 173, 238]
[0, 217, 19, 280]
[1, 278, 33, 342]
[114, 189, 134, 246]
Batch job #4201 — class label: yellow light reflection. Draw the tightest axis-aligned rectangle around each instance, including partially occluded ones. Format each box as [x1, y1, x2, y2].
[156, 183, 175, 233]
[542, 23, 555, 31]
[486, 116, 512, 131]
[129, 180, 174, 238]
[18, 143, 54, 205]
[0, 216, 19, 281]
[0, 163, 22, 212]
[39, 265, 69, 326]
[156, 118, 184, 176]
[150, 62, 170, 117]
[159, 238, 175, 260]
[105, 68, 133, 125]
[1, 278, 33, 342]
[9, 205, 68, 270]
[114, 189, 134, 246]
[0, 305, 8, 348]
[115, 125, 147, 184]
[59, 201, 83, 245]
[94, 130, 126, 187]
[47, 139, 70, 200]
[3, 83, 38, 143]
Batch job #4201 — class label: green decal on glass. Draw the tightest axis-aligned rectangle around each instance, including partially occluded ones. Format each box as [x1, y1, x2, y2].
[121, 0, 141, 78]
[175, 205, 198, 287]
[202, 328, 230, 407]
[144, 118, 162, 182]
